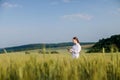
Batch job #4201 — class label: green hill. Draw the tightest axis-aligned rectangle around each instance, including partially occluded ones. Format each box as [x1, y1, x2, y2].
[87, 34, 120, 53]
[0, 42, 94, 53]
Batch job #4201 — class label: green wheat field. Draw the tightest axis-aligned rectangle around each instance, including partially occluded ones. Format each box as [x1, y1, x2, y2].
[0, 48, 120, 80]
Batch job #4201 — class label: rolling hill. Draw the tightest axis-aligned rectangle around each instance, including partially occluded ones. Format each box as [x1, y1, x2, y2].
[0, 42, 94, 53]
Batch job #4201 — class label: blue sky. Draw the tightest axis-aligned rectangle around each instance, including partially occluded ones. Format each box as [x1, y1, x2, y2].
[0, 0, 120, 48]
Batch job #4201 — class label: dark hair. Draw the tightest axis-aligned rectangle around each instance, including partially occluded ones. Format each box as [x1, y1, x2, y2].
[73, 37, 80, 43]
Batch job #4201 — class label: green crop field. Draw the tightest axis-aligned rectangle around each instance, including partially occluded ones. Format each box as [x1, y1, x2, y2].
[0, 51, 120, 80]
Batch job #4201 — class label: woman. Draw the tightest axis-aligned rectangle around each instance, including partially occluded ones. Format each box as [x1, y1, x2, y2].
[68, 37, 81, 58]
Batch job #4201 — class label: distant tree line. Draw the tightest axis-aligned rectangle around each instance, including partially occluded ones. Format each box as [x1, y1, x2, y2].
[0, 42, 94, 53]
[87, 34, 120, 53]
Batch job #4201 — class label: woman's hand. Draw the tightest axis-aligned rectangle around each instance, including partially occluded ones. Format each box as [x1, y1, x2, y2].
[67, 48, 73, 53]
[69, 49, 73, 53]
[70, 49, 73, 53]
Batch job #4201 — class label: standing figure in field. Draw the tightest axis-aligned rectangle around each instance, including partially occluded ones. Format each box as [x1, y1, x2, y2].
[68, 37, 81, 58]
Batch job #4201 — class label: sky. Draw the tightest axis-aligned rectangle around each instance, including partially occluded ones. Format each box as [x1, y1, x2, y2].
[0, 0, 120, 48]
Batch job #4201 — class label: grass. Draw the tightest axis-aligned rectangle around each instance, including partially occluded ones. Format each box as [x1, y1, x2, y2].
[0, 52, 120, 80]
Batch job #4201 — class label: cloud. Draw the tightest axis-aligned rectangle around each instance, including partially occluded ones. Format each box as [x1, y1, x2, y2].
[50, 0, 72, 4]
[62, 13, 93, 21]
[62, 0, 72, 3]
[50, 1, 59, 5]
[115, 8, 120, 15]
[1, 2, 22, 8]
[117, 8, 120, 12]
[112, 8, 120, 16]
